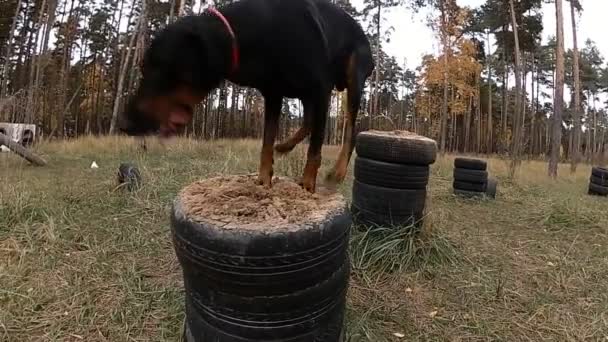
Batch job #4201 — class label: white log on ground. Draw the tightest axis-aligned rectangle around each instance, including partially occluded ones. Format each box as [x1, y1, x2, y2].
[0, 133, 47, 166]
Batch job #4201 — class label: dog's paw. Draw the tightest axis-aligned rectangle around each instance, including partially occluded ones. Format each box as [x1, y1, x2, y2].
[324, 169, 346, 187]
[255, 175, 273, 188]
[301, 178, 316, 193]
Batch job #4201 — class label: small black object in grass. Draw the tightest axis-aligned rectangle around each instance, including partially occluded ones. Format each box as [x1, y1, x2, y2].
[486, 177, 498, 199]
[117, 162, 142, 191]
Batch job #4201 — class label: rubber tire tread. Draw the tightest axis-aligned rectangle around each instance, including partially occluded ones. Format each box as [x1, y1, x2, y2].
[591, 167, 608, 178]
[186, 260, 350, 320]
[588, 182, 608, 196]
[354, 157, 429, 189]
[453, 168, 488, 184]
[184, 290, 346, 341]
[171, 201, 351, 296]
[590, 174, 608, 187]
[172, 200, 350, 341]
[453, 181, 486, 192]
[352, 180, 427, 216]
[454, 158, 487, 170]
[355, 132, 437, 165]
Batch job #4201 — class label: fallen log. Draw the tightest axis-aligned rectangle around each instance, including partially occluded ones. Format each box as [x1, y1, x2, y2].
[0, 132, 47, 166]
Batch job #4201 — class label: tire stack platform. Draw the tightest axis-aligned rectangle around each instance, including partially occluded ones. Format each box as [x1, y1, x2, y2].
[453, 157, 497, 199]
[589, 167, 608, 196]
[171, 175, 350, 341]
[351, 130, 438, 228]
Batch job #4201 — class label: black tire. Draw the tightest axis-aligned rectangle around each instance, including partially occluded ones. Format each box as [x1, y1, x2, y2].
[354, 157, 429, 190]
[350, 205, 423, 228]
[453, 181, 486, 192]
[453, 189, 484, 199]
[184, 293, 346, 342]
[355, 130, 437, 165]
[591, 166, 608, 178]
[171, 200, 351, 341]
[453, 168, 488, 184]
[485, 178, 497, 199]
[454, 158, 487, 171]
[184, 264, 348, 341]
[588, 182, 608, 196]
[590, 174, 608, 187]
[352, 180, 427, 217]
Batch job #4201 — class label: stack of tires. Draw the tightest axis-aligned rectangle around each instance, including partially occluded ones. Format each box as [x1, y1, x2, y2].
[589, 166, 608, 196]
[171, 191, 351, 341]
[453, 158, 491, 198]
[351, 130, 437, 228]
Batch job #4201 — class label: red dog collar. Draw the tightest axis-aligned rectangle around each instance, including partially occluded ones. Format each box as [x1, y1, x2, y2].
[207, 7, 239, 74]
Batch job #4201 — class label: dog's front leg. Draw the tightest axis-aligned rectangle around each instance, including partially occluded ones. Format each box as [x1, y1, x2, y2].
[256, 94, 283, 188]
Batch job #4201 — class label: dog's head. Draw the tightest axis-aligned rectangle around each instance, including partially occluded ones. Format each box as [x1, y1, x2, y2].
[120, 16, 227, 137]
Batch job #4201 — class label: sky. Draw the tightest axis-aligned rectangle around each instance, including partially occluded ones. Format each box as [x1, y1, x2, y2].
[350, 0, 608, 73]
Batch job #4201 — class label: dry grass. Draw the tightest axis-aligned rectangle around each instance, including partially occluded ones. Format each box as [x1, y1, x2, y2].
[1, 137, 608, 341]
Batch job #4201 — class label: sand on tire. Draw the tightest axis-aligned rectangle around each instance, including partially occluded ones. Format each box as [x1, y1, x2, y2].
[360, 129, 437, 144]
[178, 174, 346, 231]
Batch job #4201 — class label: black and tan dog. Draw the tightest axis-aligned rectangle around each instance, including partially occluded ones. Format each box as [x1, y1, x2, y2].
[120, 0, 374, 193]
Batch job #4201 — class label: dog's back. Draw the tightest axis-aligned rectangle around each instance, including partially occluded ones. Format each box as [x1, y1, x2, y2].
[223, 0, 373, 96]
[311, 0, 374, 90]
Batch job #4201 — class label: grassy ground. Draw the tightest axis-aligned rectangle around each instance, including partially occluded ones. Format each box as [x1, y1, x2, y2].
[1, 137, 608, 341]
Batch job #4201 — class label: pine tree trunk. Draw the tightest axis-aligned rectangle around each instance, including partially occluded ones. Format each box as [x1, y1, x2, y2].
[13, 0, 33, 92]
[521, 53, 527, 130]
[593, 96, 598, 160]
[501, 62, 508, 149]
[439, 0, 449, 154]
[56, 0, 77, 137]
[25, 0, 47, 124]
[371, 1, 381, 124]
[508, 0, 523, 177]
[486, 30, 493, 154]
[34, 0, 58, 127]
[530, 53, 536, 156]
[476, 79, 482, 153]
[464, 96, 471, 153]
[549, 0, 565, 178]
[570, 0, 582, 172]
[109, 4, 144, 134]
[0, 0, 23, 98]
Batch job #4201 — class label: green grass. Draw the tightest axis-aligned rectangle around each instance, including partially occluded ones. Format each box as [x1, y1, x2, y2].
[1, 136, 608, 341]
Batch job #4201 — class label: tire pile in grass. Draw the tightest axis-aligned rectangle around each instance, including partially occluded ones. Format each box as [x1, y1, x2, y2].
[351, 130, 437, 228]
[589, 166, 608, 196]
[172, 175, 350, 341]
[453, 157, 496, 199]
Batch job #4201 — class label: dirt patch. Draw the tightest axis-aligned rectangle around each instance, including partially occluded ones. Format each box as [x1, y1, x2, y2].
[362, 129, 436, 143]
[178, 174, 346, 230]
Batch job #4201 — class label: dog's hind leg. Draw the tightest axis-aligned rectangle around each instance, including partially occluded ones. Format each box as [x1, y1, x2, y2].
[325, 48, 374, 186]
[274, 106, 312, 154]
[256, 94, 283, 188]
[301, 92, 331, 193]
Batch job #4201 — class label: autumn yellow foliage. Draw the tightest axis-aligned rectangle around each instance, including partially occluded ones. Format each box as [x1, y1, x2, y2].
[416, 39, 482, 123]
